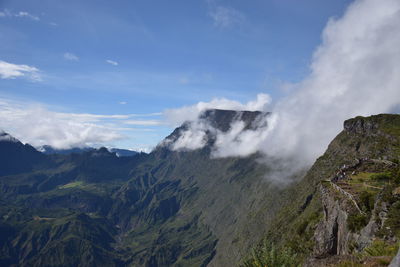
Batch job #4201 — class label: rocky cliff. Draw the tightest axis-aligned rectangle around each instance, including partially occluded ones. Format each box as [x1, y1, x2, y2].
[245, 114, 400, 266]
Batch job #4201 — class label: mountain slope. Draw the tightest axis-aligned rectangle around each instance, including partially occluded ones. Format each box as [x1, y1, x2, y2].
[0, 131, 51, 176]
[1, 112, 400, 266]
[0, 110, 281, 266]
[244, 114, 400, 266]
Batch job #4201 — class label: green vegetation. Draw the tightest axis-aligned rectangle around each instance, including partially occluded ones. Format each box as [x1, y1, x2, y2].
[371, 172, 391, 181]
[242, 240, 300, 267]
[378, 114, 400, 138]
[348, 172, 386, 194]
[330, 240, 398, 266]
[244, 114, 400, 266]
[363, 240, 399, 257]
[359, 191, 375, 213]
[347, 213, 368, 232]
[386, 201, 400, 237]
[335, 260, 364, 267]
[58, 180, 84, 189]
[2, 113, 400, 266]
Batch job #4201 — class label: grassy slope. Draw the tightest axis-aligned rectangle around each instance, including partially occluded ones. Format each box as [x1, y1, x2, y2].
[243, 114, 400, 266]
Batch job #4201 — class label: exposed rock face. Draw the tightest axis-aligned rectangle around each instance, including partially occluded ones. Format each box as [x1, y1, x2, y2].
[389, 247, 400, 267]
[162, 109, 269, 148]
[313, 185, 352, 258]
[312, 176, 392, 258]
[199, 109, 267, 132]
[344, 116, 380, 135]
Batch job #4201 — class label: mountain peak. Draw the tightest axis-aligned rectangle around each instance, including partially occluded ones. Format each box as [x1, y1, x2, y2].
[344, 113, 400, 136]
[199, 109, 267, 132]
[160, 109, 269, 151]
[0, 131, 20, 143]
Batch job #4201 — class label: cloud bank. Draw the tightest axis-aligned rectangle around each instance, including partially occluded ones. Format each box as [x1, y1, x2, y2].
[0, 99, 162, 149]
[164, 93, 271, 126]
[164, 0, 400, 176]
[264, 0, 400, 164]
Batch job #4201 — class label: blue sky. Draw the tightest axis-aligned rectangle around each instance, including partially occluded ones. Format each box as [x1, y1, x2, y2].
[0, 0, 353, 150]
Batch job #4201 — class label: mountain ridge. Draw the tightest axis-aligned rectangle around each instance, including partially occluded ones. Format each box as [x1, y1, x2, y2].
[0, 112, 399, 266]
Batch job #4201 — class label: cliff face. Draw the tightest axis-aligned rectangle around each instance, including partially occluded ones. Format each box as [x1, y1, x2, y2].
[308, 115, 400, 266]
[162, 109, 269, 149]
[313, 184, 352, 258]
[245, 114, 400, 267]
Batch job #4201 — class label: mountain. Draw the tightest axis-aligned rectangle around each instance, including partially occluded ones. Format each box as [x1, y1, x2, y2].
[0, 111, 400, 266]
[244, 114, 400, 266]
[108, 148, 139, 157]
[0, 131, 51, 176]
[38, 145, 95, 155]
[163, 109, 268, 148]
[39, 146, 139, 157]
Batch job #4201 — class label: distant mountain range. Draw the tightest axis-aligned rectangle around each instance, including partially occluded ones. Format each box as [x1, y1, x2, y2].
[38, 145, 139, 157]
[0, 110, 399, 266]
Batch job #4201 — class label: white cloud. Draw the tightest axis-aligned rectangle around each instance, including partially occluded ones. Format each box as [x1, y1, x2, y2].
[171, 128, 207, 151]
[260, 0, 400, 166]
[106, 59, 118, 66]
[0, 60, 41, 81]
[15, 11, 39, 21]
[162, 93, 272, 156]
[211, 114, 276, 158]
[0, 10, 40, 21]
[208, 5, 245, 28]
[119, 101, 127, 105]
[0, 99, 164, 149]
[164, 93, 271, 126]
[129, 145, 153, 153]
[124, 120, 163, 126]
[163, 0, 400, 181]
[64, 52, 79, 61]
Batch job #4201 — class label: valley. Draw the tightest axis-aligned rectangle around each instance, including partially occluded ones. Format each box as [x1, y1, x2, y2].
[1, 112, 400, 266]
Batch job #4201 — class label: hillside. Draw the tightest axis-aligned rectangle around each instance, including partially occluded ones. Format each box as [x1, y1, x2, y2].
[0, 109, 283, 266]
[244, 114, 400, 266]
[0, 112, 399, 266]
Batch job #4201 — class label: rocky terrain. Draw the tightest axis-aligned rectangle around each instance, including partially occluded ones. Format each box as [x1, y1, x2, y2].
[245, 114, 400, 266]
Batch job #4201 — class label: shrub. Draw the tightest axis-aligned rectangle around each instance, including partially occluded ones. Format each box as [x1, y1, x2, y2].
[348, 213, 368, 232]
[386, 201, 400, 237]
[242, 240, 301, 267]
[359, 191, 375, 213]
[390, 168, 400, 184]
[336, 260, 363, 267]
[371, 172, 391, 181]
[363, 240, 399, 257]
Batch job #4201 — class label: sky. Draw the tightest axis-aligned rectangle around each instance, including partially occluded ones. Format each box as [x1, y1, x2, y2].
[0, 0, 364, 151]
[164, 0, 400, 182]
